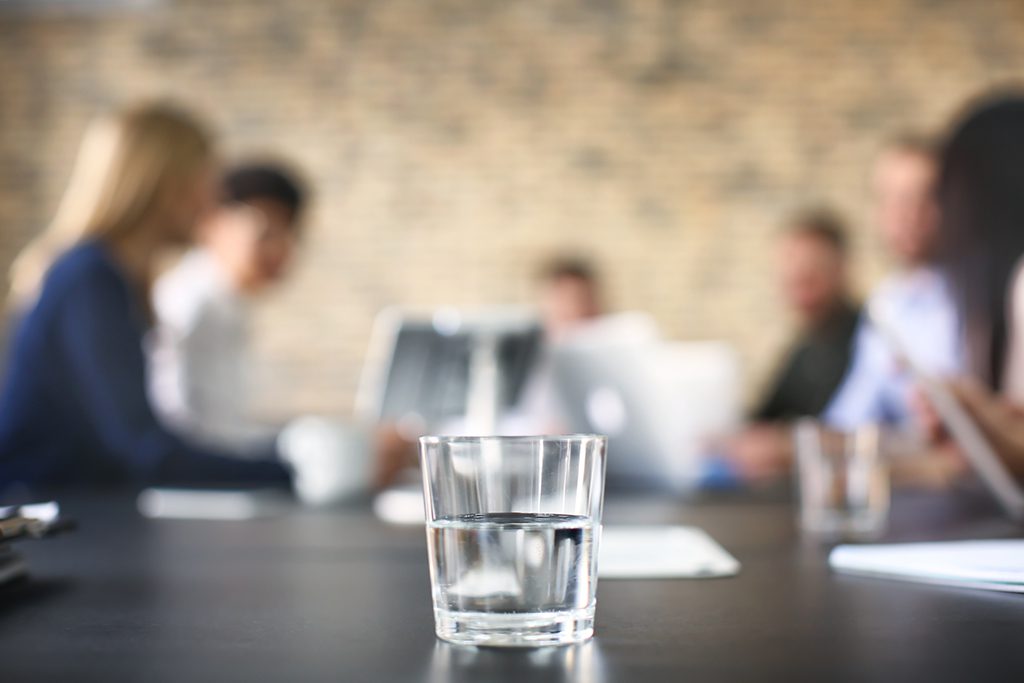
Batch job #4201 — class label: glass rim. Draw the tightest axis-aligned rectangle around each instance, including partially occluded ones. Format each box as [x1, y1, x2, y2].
[419, 434, 605, 446]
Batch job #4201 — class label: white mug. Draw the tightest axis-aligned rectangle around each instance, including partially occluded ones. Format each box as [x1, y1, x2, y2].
[278, 417, 372, 506]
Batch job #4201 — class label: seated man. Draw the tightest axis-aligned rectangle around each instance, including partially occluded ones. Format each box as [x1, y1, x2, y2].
[148, 162, 306, 456]
[823, 135, 961, 432]
[513, 257, 605, 431]
[754, 209, 861, 421]
[537, 258, 604, 343]
[725, 209, 861, 481]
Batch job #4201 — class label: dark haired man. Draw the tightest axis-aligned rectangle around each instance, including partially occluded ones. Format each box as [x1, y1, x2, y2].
[725, 209, 861, 481]
[755, 209, 861, 421]
[537, 258, 603, 343]
[148, 162, 307, 454]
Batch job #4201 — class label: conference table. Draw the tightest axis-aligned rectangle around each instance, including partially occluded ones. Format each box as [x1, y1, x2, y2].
[2, 488, 1024, 682]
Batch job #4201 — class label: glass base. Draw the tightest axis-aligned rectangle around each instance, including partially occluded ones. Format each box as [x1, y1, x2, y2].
[434, 607, 595, 648]
[801, 510, 887, 541]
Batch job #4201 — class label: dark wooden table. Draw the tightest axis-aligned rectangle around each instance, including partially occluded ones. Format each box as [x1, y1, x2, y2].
[2, 490, 1023, 682]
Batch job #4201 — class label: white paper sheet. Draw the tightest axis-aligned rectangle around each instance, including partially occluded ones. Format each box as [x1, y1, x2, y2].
[830, 539, 1024, 593]
[598, 526, 740, 579]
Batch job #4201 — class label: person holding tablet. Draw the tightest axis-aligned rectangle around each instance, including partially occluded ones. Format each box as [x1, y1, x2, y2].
[933, 93, 1024, 480]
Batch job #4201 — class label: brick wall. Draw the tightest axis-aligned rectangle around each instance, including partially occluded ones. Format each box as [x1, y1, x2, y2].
[2, 0, 1023, 416]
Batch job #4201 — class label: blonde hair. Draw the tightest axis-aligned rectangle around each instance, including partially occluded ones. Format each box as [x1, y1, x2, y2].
[9, 102, 214, 307]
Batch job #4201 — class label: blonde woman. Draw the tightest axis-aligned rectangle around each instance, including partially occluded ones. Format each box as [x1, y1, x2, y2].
[0, 102, 292, 491]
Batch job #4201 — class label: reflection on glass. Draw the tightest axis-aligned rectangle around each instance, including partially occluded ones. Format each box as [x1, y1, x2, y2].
[794, 420, 890, 540]
[427, 639, 606, 683]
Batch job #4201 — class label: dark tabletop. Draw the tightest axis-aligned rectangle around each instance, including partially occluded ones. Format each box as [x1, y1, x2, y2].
[2, 489, 1024, 682]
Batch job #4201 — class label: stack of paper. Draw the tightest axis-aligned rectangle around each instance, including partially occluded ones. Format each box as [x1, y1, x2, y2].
[830, 539, 1024, 593]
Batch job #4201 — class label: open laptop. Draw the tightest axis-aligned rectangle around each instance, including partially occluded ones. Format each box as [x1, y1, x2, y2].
[551, 314, 742, 493]
[355, 307, 542, 434]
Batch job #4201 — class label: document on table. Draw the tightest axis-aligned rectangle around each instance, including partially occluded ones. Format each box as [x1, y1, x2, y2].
[374, 485, 425, 525]
[599, 526, 740, 579]
[137, 488, 289, 520]
[830, 539, 1024, 593]
[372, 486, 742, 579]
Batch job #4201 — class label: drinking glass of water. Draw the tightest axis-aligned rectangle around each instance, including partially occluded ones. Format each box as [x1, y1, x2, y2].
[794, 420, 890, 540]
[419, 435, 607, 647]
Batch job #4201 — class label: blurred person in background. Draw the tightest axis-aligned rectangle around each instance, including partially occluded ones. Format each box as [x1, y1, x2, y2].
[724, 209, 861, 481]
[513, 257, 605, 431]
[823, 135, 961, 432]
[148, 163, 306, 456]
[537, 258, 604, 343]
[929, 94, 1024, 479]
[0, 102, 293, 495]
[754, 210, 861, 421]
[148, 162, 384, 499]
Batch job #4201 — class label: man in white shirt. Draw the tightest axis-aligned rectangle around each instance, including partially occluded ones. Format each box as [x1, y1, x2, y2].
[512, 258, 605, 433]
[724, 137, 961, 484]
[824, 136, 962, 432]
[148, 163, 306, 456]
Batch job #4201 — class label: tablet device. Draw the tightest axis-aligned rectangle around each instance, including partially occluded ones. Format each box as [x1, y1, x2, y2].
[867, 303, 1024, 521]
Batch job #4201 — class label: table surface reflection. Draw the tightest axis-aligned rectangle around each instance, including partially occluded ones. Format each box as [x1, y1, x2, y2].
[2, 489, 1024, 682]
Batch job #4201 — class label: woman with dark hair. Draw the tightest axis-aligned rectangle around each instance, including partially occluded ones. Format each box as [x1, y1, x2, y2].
[936, 93, 1024, 478]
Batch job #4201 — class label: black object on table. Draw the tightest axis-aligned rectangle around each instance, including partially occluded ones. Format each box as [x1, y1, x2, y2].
[1, 491, 1023, 682]
[0, 502, 76, 586]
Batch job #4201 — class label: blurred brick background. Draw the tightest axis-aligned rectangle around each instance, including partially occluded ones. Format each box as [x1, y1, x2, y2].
[2, 0, 1023, 416]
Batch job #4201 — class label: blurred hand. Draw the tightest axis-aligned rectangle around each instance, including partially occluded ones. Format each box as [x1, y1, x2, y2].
[908, 386, 945, 444]
[722, 424, 793, 483]
[887, 438, 969, 490]
[373, 424, 418, 489]
[946, 378, 1024, 479]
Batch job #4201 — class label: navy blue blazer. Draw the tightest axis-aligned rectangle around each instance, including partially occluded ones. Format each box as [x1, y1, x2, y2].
[0, 240, 291, 492]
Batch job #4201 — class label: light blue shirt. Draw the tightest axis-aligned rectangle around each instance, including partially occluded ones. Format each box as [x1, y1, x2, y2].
[823, 267, 962, 430]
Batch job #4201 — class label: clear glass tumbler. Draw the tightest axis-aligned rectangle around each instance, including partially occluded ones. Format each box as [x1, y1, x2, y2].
[419, 435, 607, 647]
[794, 420, 890, 540]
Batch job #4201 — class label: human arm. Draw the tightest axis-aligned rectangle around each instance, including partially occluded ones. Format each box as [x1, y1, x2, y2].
[720, 423, 794, 483]
[944, 379, 1024, 480]
[57, 271, 290, 486]
[820, 317, 894, 430]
